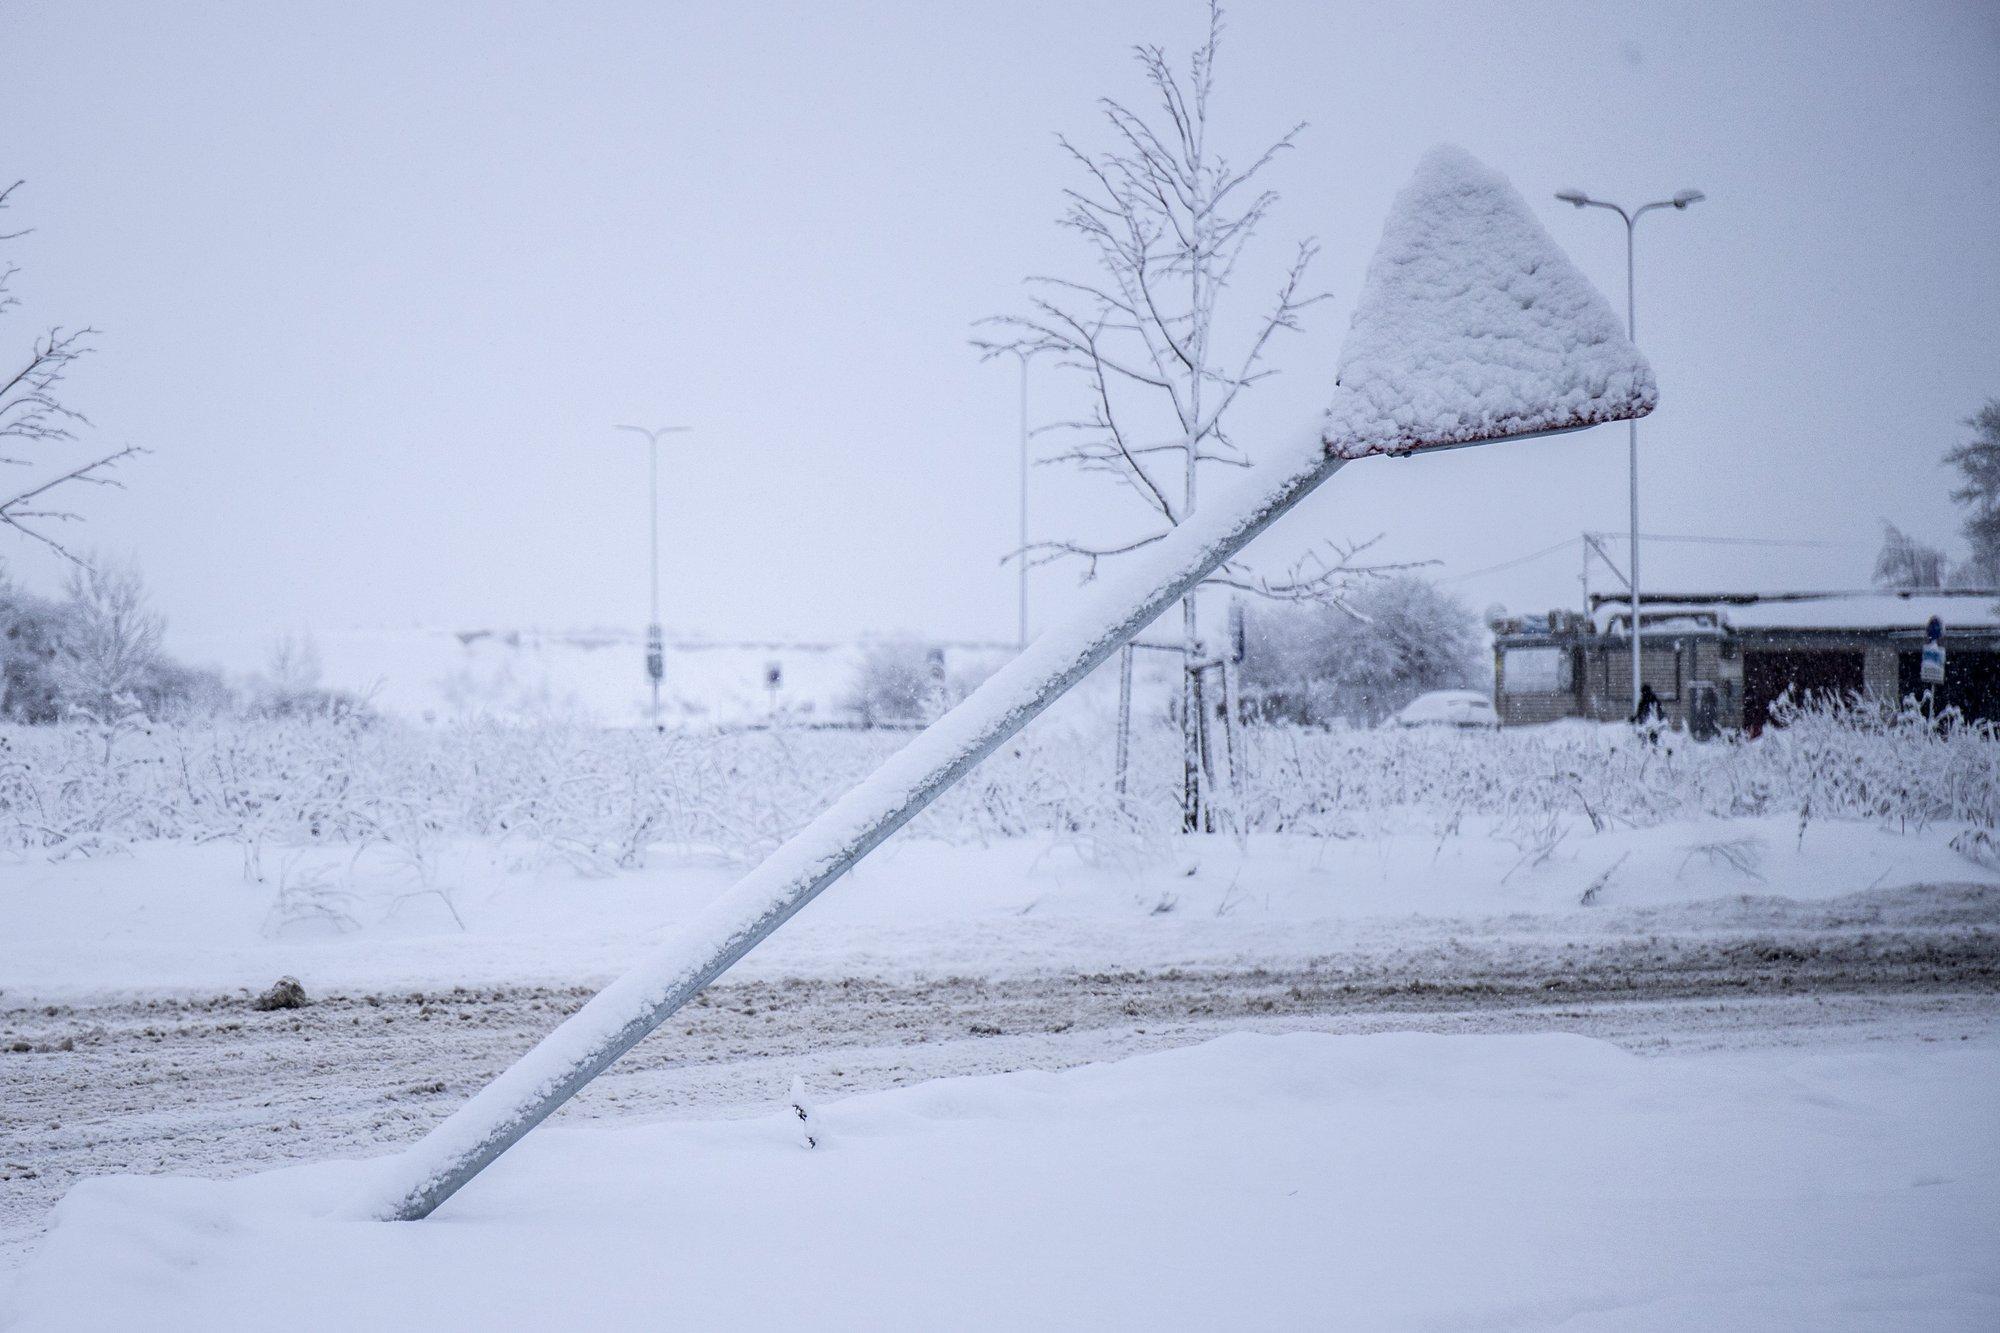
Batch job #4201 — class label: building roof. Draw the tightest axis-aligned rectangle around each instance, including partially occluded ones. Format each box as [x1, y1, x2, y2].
[1588, 590, 1999, 636]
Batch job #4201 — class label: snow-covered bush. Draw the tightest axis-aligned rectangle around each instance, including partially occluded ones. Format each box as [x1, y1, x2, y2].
[1762, 692, 2000, 832]
[48, 558, 163, 723]
[1238, 575, 1486, 728]
[844, 639, 940, 727]
[2, 562, 231, 724]
[0, 697, 1990, 866]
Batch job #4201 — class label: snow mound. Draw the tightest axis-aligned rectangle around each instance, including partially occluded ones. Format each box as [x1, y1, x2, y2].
[1324, 144, 1656, 457]
[8, 1033, 1996, 1331]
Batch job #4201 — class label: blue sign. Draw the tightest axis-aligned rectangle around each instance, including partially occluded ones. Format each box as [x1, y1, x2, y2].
[1925, 615, 1944, 644]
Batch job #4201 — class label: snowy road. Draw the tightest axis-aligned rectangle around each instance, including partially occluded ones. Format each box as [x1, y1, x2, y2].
[4, 880, 1996, 1273]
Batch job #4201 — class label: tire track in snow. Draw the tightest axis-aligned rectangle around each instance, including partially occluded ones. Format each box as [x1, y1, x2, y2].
[3, 882, 1996, 1269]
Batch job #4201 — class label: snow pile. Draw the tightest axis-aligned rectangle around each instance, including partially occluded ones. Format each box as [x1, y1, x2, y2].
[1323, 145, 1655, 456]
[6, 1032, 1995, 1330]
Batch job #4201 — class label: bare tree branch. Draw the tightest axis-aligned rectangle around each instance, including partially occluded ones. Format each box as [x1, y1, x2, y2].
[976, 3, 1366, 826]
[0, 180, 31, 244]
[0, 184, 144, 562]
[977, 2, 1328, 593]
[0, 443, 148, 562]
[1206, 538, 1432, 606]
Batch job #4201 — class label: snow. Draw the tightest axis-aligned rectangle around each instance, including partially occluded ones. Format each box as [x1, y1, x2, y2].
[1322, 145, 1656, 457]
[1391, 689, 1498, 727]
[1594, 591, 2000, 636]
[3, 817, 1989, 1004]
[6, 1031, 1995, 1331]
[0, 116, 1978, 1330]
[167, 625, 1024, 726]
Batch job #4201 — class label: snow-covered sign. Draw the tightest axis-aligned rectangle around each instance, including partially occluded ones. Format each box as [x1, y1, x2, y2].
[362, 145, 1656, 1223]
[644, 624, 664, 684]
[1922, 642, 1946, 685]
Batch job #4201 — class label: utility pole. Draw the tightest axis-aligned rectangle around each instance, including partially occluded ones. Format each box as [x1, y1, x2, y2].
[1554, 187, 1703, 714]
[1583, 531, 1631, 599]
[614, 423, 692, 729]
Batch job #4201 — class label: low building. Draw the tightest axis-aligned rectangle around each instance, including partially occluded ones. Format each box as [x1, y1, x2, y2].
[1489, 589, 2000, 731]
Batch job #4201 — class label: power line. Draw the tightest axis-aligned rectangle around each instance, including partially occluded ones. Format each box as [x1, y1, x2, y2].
[1589, 531, 1854, 549]
[1443, 529, 1861, 586]
[1439, 536, 1580, 583]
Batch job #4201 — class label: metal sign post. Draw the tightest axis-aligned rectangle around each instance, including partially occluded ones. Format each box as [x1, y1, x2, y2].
[362, 146, 1657, 1223]
[1922, 616, 1946, 686]
[644, 624, 665, 728]
[614, 423, 692, 731]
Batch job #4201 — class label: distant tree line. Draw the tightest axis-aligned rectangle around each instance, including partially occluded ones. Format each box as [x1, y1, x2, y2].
[1874, 398, 2000, 590]
[843, 575, 1483, 732]
[1237, 573, 1484, 728]
[0, 559, 365, 724]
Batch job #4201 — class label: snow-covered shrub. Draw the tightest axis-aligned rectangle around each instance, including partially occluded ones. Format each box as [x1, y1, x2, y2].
[0, 580, 67, 723]
[48, 558, 162, 723]
[844, 639, 941, 727]
[1763, 692, 1999, 832]
[1238, 575, 1486, 728]
[242, 631, 371, 721]
[3, 562, 231, 725]
[0, 697, 1990, 865]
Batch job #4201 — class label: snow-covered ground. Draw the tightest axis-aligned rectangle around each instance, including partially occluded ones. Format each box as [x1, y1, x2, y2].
[4, 809, 1997, 1318]
[3, 816, 1990, 1001]
[7, 1030, 1997, 1330]
[3, 693, 1995, 1320]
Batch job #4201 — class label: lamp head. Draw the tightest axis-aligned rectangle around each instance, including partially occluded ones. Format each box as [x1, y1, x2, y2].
[1554, 189, 1591, 208]
[1671, 189, 1705, 208]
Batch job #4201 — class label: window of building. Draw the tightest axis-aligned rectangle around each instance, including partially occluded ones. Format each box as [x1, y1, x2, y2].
[1504, 645, 1570, 694]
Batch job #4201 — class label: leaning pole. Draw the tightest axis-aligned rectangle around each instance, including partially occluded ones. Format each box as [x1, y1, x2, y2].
[363, 145, 1657, 1222]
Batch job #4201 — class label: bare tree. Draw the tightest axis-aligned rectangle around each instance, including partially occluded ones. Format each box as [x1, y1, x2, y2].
[1239, 574, 1485, 727]
[1944, 399, 2000, 587]
[978, 3, 1380, 827]
[0, 181, 143, 562]
[844, 638, 938, 728]
[51, 555, 163, 720]
[1872, 521, 1946, 591]
[267, 629, 324, 695]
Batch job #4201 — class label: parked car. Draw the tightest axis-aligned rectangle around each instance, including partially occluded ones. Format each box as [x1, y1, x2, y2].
[1392, 690, 1499, 729]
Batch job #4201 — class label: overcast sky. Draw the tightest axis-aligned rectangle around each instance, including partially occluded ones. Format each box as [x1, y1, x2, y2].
[5, 0, 1997, 665]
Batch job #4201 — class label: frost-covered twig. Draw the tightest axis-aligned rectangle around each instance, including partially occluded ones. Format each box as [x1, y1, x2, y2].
[789, 1075, 818, 1150]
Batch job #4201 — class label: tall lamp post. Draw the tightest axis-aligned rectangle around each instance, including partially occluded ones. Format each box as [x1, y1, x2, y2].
[614, 423, 692, 729]
[1001, 347, 1047, 649]
[1553, 186, 1703, 715]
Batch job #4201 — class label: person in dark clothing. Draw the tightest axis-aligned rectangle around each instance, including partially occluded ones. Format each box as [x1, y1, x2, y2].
[1630, 683, 1664, 729]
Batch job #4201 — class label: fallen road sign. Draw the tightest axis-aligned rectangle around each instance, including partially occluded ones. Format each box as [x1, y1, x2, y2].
[364, 145, 1658, 1222]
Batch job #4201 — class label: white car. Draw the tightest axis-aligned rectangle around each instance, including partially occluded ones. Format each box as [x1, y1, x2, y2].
[1392, 690, 1499, 729]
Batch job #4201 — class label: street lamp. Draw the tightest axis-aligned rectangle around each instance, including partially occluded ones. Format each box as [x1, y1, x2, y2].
[614, 423, 692, 729]
[1553, 186, 1703, 716]
[1002, 348, 1047, 648]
